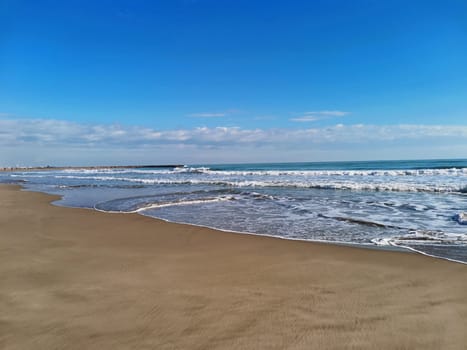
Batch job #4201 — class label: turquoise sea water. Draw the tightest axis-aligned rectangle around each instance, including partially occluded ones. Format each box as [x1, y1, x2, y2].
[2, 159, 467, 263]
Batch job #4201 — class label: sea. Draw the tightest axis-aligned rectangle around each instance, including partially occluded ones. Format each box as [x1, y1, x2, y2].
[2, 159, 467, 264]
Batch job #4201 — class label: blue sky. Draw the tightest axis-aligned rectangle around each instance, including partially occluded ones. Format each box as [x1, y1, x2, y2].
[1, 0, 467, 166]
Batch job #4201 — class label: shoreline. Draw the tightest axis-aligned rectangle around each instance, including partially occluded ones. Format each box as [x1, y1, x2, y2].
[0, 164, 184, 172]
[49, 188, 464, 265]
[1, 184, 467, 349]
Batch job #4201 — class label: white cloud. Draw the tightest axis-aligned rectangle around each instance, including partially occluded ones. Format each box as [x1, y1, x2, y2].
[2, 118, 467, 146]
[290, 110, 350, 122]
[1, 118, 467, 166]
[188, 112, 226, 118]
[304, 110, 350, 117]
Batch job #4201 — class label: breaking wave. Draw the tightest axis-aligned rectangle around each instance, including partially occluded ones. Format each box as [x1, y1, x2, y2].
[51, 174, 467, 193]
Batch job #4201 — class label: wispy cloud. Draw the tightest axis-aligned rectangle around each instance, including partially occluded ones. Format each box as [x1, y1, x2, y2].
[290, 110, 350, 122]
[188, 112, 226, 118]
[304, 110, 350, 117]
[290, 116, 321, 122]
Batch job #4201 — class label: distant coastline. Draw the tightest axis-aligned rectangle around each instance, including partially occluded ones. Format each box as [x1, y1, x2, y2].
[0, 164, 185, 172]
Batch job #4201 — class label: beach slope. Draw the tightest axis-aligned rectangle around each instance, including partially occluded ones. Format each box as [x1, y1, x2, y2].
[1, 185, 466, 349]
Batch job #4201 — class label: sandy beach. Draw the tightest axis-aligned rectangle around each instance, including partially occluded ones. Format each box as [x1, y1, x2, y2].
[1, 184, 466, 349]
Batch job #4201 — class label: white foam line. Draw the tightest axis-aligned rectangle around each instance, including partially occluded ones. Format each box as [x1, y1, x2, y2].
[132, 197, 233, 213]
[93, 196, 233, 214]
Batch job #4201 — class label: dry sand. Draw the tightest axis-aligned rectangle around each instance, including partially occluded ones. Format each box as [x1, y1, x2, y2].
[1, 184, 466, 349]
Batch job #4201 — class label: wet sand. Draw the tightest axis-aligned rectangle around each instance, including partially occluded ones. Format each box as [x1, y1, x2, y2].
[1, 184, 466, 349]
